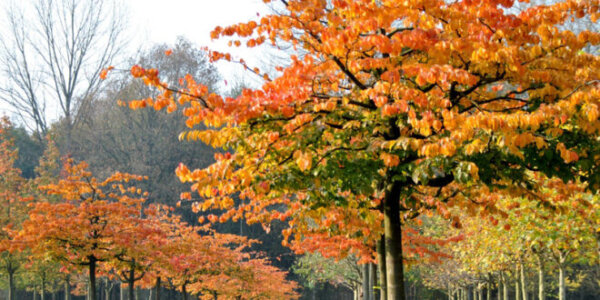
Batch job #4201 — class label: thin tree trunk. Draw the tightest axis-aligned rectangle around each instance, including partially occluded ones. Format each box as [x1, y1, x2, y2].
[520, 259, 528, 300]
[377, 238, 387, 300]
[363, 264, 369, 300]
[154, 277, 161, 300]
[370, 263, 378, 300]
[104, 278, 112, 300]
[182, 284, 189, 300]
[120, 284, 125, 300]
[557, 251, 567, 300]
[42, 277, 46, 300]
[8, 269, 15, 300]
[384, 182, 404, 300]
[369, 263, 376, 300]
[536, 253, 545, 300]
[128, 268, 135, 300]
[89, 257, 97, 300]
[501, 272, 508, 300]
[496, 281, 500, 300]
[515, 269, 520, 300]
[64, 276, 71, 300]
[558, 265, 566, 300]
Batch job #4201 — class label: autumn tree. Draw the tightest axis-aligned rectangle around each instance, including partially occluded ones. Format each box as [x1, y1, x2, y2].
[119, 0, 600, 299]
[410, 172, 600, 299]
[0, 117, 32, 300]
[141, 206, 298, 300]
[20, 160, 148, 300]
[293, 253, 362, 297]
[102, 204, 174, 300]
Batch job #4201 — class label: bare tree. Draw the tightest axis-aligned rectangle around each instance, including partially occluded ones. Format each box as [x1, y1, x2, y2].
[0, 6, 47, 139]
[0, 0, 127, 142]
[70, 38, 220, 207]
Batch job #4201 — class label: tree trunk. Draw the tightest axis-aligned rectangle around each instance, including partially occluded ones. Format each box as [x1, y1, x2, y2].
[120, 284, 125, 300]
[363, 264, 369, 300]
[377, 238, 387, 300]
[182, 284, 189, 300]
[536, 253, 545, 300]
[515, 269, 520, 300]
[370, 263, 378, 300]
[558, 265, 566, 300]
[154, 277, 161, 300]
[520, 259, 528, 300]
[128, 268, 135, 300]
[8, 269, 15, 300]
[496, 281, 500, 300]
[89, 257, 97, 300]
[102, 278, 108, 300]
[500, 272, 508, 300]
[42, 277, 46, 300]
[64, 276, 71, 300]
[383, 182, 405, 300]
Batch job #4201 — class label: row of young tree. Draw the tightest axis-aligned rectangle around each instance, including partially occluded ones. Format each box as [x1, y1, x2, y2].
[0, 119, 298, 300]
[408, 176, 600, 300]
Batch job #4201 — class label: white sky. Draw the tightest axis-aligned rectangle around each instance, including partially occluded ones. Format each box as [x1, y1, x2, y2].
[0, 0, 278, 119]
[127, 0, 278, 88]
[128, 0, 268, 46]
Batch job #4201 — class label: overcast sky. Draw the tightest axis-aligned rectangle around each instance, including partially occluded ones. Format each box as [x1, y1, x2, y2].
[0, 0, 278, 119]
[128, 0, 269, 46]
[127, 0, 281, 88]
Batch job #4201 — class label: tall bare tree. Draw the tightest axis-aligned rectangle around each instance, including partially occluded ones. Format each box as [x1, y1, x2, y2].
[70, 38, 220, 207]
[0, 0, 127, 142]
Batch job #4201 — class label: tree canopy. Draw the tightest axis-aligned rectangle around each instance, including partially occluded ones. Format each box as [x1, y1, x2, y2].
[122, 0, 600, 299]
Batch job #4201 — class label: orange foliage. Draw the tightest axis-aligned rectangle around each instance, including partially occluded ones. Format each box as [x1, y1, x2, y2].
[121, 0, 600, 289]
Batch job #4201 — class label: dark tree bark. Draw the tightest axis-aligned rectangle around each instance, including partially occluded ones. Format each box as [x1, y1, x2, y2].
[88, 256, 97, 300]
[181, 283, 189, 300]
[383, 181, 405, 300]
[7, 267, 15, 300]
[154, 277, 161, 300]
